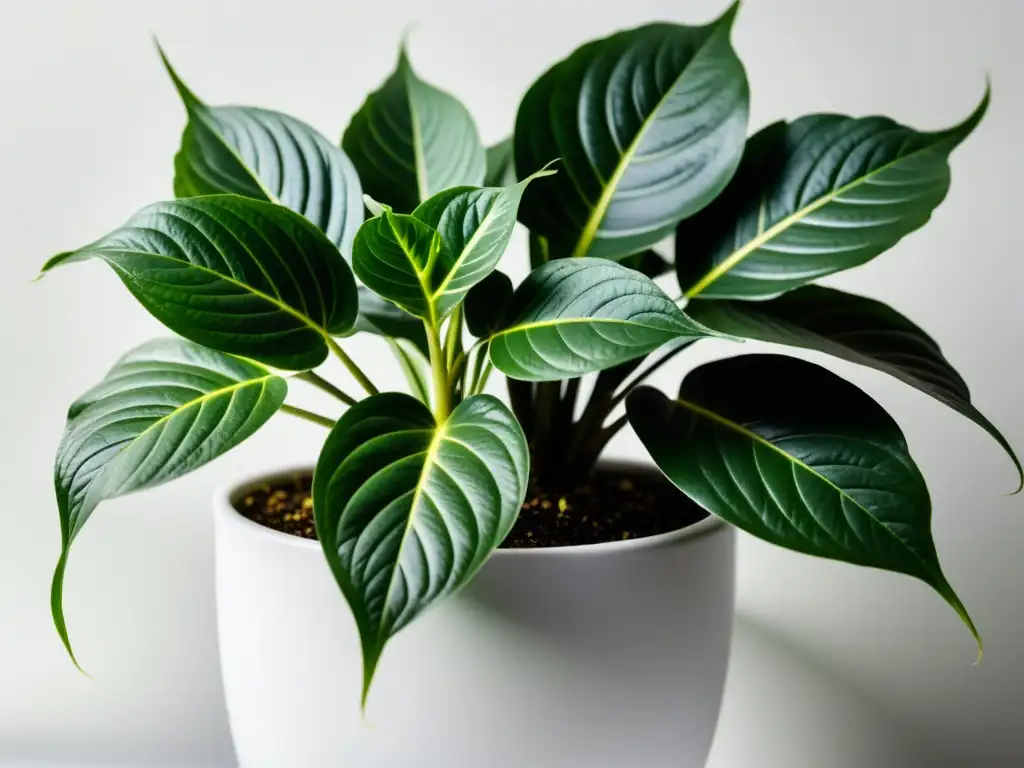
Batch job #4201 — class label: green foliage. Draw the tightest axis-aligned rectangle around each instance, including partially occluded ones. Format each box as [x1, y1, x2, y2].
[41, 6, 1014, 704]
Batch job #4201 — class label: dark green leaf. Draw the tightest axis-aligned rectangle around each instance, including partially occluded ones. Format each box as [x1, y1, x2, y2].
[42, 195, 358, 371]
[687, 288, 1021, 490]
[158, 44, 362, 254]
[484, 138, 515, 186]
[627, 354, 979, 650]
[514, 5, 749, 260]
[352, 287, 430, 357]
[618, 249, 673, 279]
[52, 338, 287, 666]
[342, 46, 485, 213]
[677, 90, 989, 299]
[312, 392, 529, 703]
[464, 270, 514, 338]
[489, 258, 720, 381]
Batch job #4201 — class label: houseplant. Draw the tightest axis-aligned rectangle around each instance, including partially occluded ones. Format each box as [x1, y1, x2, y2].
[40, 2, 1018, 765]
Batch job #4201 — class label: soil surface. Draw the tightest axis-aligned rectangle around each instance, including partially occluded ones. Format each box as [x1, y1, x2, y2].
[235, 468, 707, 548]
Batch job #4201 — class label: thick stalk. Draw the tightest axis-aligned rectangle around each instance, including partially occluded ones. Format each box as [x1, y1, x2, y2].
[325, 336, 379, 397]
[281, 404, 336, 429]
[295, 371, 357, 406]
[425, 320, 451, 420]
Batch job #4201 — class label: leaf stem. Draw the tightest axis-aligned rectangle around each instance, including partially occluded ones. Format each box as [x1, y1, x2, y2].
[425, 320, 451, 420]
[296, 371, 357, 406]
[281, 404, 336, 429]
[609, 341, 695, 408]
[325, 336, 380, 396]
[468, 341, 489, 395]
[444, 305, 463, 369]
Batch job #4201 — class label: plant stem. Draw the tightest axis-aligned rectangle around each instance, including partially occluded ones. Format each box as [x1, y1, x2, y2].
[443, 305, 463, 369]
[473, 361, 494, 396]
[425, 320, 451, 420]
[281, 404, 336, 429]
[325, 336, 379, 397]
[467, 341, 489, 395]
[296, 371, 357, 406]
[608, 341, 695, 408]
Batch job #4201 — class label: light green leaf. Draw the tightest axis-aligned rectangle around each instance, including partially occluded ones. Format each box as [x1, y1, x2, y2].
[158, 44, 363, 254]
[484, 138, 515, 187]
[514, 5, 749, 260]
[489, 258, 720, 381]
[627, 354, 979, 652]
[688, 287, 1021, 490]
[41, 195, 359, 371]
[52, 338, 287, 666]
[677, 89, 989, 299]
[312, 392, 529, 704]
[342, 46, 485, 213]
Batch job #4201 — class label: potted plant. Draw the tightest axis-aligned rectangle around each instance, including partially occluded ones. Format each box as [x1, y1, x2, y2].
[40, 3, 1018, 766]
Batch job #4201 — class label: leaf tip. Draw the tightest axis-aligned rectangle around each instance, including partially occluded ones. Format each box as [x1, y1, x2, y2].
[154, 38, 202, 109]
[715, 0, 742, 30]
[363, 194, 391, 218]
[52, 551, 92, 679]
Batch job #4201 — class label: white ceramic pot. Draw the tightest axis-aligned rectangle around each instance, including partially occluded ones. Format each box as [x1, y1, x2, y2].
[215, 463, 736, 768]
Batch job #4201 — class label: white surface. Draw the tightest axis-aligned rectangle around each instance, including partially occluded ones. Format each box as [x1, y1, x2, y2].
[1, 0, 1021, 765]
[217, 469, 734, 767]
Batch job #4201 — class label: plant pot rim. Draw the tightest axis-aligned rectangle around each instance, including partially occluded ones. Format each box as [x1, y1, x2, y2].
[215, 461, 727, 558]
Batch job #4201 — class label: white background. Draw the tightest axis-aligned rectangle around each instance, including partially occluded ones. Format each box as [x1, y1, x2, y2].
[1, 0, 1021, 765]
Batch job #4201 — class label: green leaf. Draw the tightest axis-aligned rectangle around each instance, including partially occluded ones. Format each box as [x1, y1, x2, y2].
[618, 249, 673, 279]
[353, 287, 430, 357]
[354, 171, 551, 320]
[464, 270, 514, 338]
[488, 258, 720, 381]
[342, 46, 485, 213]
[158, 44, 363, 254]
[52, 338, 287, 667]
[484, 138, 515, 187]
[678, 89, 989, 299]
[627, 354, 979, 651]
[41, 195, 358, 371]
[687, 287, 1021, 490]
[514, 5, 749, 260]
[388, 338, 432, 406]
[312, 392, 529, 704]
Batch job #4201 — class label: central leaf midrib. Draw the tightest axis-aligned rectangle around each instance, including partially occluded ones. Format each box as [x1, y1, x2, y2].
[490, 315, 679, 339]
[684, 135, 950, 298]
[672, 395, 936, 577]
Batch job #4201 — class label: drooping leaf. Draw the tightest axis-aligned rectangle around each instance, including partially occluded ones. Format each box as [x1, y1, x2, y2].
[677, 90, 989, 299]
[618, 249, 673, 279]
[484, 138, 515, 187]
[52, 338, 287, 665]
[342, 46, 485, 213]
[354, 172, 550, 320]
[464, 270, 514, 338]
[312, 392, 529, 703]
[158, 44, 363, 254]
[514, 5, 749, 260]
[687, 288, 1021, 490]
[352, 287, 430, 357]
[488, 258, 720, 381]
[627, 354, 979, 650]
[41, 195, 358, 371]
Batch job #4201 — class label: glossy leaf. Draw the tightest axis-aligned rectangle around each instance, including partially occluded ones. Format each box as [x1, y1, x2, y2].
[514, 5, 749, 260]
[489, 258, 720, 381]
[342, 46, 485, 213]
[627, 354, 978, 648]
[52, 339, 287, 664]
[159, 45, 363, 254]
[484, 138, 515, 187]
[355, 171, 550, 320]
[353, 287, 430, 357]
[464, 270, 514, 338]
[312, 392, 529, 703]
[687, 288, 1021, 490]
[678, 90, 989, 299]
[42, 195, 358, 370]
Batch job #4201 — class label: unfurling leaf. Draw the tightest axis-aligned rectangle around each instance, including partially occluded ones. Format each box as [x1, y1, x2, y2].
[42, 195, 359, 371]
[158, 43, 362, 254]
[313, 392, 529, 704]
[677, 89, 989, 299]
[514, 5, 749, 260]
[489, 258, 721, 381]
[627, 354, 980, 650]
[52, 339, 286, 666]
[342, 46, 485, 213]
